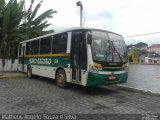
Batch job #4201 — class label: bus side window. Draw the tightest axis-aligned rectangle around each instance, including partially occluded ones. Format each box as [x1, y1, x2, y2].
[40, 37, 52, 54]
[26, 42, 30, 55]
[19, 44, 22, 57]
[52, 33, 68, 53]
[30, 40, 40, 55]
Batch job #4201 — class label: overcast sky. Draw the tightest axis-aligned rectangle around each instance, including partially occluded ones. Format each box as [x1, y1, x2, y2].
[6, 0, 160, 45]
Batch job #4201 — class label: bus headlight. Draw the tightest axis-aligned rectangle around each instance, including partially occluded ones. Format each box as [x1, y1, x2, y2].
[89, 65, 98, 73]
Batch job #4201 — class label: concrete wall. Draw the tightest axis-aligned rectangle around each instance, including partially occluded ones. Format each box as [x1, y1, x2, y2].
[0, 59, 18, 71]
[145, 57, 160, 63]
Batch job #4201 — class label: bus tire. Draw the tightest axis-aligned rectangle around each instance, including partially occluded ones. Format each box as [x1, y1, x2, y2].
[56, 69, 67, 88]
[27, 65, 33, 78]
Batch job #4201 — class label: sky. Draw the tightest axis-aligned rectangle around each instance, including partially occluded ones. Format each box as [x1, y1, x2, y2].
[6, 0, 160, 46]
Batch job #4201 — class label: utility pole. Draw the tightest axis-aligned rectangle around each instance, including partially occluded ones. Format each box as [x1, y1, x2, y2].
[76, 1, 83, 27]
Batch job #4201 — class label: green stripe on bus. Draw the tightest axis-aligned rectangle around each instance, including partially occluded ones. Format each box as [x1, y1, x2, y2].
[19, 56, 71, 68]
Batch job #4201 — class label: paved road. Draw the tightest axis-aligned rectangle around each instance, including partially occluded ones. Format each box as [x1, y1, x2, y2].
[120, 64, 160, 94]
[0, 77, 160, 118]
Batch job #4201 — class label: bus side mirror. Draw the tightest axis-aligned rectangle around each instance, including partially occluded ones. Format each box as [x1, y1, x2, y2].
[87, 33, 92, 44]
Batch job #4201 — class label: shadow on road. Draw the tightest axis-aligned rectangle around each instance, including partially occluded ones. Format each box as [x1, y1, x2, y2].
[31, 75, 119, 96]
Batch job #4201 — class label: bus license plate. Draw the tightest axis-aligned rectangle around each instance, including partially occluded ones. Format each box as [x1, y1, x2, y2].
[109, 76, 116, 80]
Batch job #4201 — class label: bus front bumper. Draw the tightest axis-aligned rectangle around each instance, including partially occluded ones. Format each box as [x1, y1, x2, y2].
[86, 72, 128, 86]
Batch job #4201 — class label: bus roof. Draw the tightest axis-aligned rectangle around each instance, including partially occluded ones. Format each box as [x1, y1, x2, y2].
[20, 27, 122, 44]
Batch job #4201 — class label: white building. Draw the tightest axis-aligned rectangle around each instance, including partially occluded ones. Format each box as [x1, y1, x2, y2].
[148, 44, 160, 53]
[145, 57, 160, 63]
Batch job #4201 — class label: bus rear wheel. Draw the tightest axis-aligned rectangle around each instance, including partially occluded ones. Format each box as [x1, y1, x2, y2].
[27, 66, 33, 78]
[56, 69, 67, 88]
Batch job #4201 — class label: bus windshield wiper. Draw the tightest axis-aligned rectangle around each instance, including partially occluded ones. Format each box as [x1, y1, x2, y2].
[104, 40, 113, 62]
[110, 41, 124, 63]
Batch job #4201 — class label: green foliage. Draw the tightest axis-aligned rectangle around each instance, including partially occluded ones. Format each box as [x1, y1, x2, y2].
[135, 42, 148, 48]
[0, 0, 56, 69]
[127, 42, 149, 58]
[20, 0, 57, 40]
[127, 42, 148, 50]
[0, 0, 25, 68]
[0, 0, 5, 20]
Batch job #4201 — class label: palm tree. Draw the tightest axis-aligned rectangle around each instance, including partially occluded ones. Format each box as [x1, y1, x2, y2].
[20, 0, 57, 40]
[0, 0, 56, 69]
[0, 0, 5, 34]
[0, 0, 25, 68]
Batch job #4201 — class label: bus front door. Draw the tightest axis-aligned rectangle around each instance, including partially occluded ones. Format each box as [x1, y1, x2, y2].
[21, 44, 26, 72]
[71, 32, 87, 83]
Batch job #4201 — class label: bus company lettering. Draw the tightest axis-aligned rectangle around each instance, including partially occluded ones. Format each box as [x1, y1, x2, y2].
[29, 58, 52, 65]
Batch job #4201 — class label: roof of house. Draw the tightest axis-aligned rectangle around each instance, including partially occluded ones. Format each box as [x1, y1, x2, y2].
[150, 44, 160, 48]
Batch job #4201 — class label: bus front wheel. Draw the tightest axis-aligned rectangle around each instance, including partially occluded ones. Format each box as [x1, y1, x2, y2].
[56, 69, 67, 88]
[27, 65, 33, 78]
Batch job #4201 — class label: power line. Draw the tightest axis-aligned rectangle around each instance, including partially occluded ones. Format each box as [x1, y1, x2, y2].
[123, 32, 160, 38]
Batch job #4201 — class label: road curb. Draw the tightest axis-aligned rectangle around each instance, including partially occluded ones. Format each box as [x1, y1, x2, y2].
[115, 85, 160, 96]
[102, 85, 160, 96]
[0, 75, 27, 79]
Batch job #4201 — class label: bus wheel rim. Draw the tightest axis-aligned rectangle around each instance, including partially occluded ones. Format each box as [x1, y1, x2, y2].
[57, 73, 64, 85]
[27, 68, 31, 77]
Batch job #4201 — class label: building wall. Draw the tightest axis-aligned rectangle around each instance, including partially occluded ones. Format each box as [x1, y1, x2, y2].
[149, 48, 160, 53]
[145, 57, 160, 63]
[0, 59, 18, 71]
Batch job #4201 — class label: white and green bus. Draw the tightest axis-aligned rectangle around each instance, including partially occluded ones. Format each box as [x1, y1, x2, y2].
[18, 27, 129, 88]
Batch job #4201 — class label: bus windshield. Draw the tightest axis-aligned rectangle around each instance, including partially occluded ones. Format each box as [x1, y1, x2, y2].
[91, 31, 128, 64]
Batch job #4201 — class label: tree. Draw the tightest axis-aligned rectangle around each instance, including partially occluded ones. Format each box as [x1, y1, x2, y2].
[135, 42, 148, 48]
[0, 0, 25, 68]
[127, 44, 134, 50]
[0, 0, 5, 28]
[0, 0, 56, 69]
[20, 0, 57, 40]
